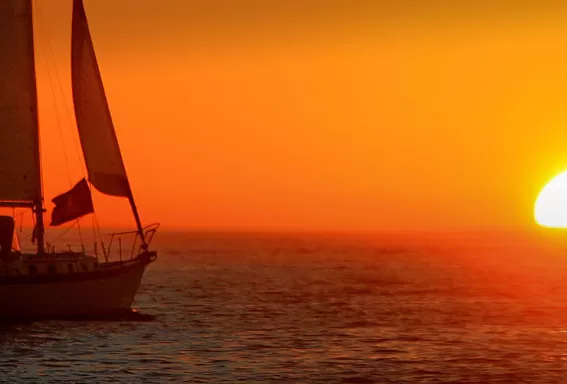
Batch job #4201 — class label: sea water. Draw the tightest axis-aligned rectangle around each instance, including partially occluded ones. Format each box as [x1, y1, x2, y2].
[2, 230, 567, 383]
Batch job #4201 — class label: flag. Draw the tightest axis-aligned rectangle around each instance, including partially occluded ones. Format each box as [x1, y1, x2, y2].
[50, 178, 94, 226]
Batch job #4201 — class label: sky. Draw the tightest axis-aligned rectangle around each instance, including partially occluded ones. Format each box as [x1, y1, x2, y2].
[29, 1, 567, 232]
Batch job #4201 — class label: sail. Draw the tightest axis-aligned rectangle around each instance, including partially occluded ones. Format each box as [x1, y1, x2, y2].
[71, 0, 130, 197]
[0, 1, 41, 202]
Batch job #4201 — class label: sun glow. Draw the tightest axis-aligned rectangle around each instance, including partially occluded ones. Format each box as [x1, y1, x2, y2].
[535, 171, 567, 228]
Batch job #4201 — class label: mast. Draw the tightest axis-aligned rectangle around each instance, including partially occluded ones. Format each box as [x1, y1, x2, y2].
[34, 201, 45, 254]
[30, 2, 45, 255]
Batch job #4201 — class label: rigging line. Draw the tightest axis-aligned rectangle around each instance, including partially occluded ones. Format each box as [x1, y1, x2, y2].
[91, 214, 98, 260]
[35, 1, 85, 177]
[35, 1, 85, 246]
[19, 232, 33, 242]
[36, 1, 111, 251]
[93, 214, 108, 262]
[49, 220, 81, 245]
[31, 4, 64, 250]
[34, 4, 72, 184]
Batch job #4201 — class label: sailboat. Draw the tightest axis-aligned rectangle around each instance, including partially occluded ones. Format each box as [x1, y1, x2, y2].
[0, 0, 158, 317]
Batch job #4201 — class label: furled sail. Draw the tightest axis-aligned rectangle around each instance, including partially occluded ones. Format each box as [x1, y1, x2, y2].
[0, 1, 41, 202]
[71, 0, 130, 198]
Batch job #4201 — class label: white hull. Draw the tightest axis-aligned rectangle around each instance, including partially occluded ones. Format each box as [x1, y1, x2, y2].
[0, 256, 152, 318]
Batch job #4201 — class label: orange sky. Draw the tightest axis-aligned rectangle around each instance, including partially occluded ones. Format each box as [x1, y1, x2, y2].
[29, 1, 567, 232]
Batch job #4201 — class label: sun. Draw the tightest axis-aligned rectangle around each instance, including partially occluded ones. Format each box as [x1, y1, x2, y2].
[535, 171, 567, 227]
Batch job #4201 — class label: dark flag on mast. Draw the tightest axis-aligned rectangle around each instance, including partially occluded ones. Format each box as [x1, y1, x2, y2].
[50, 178, 94, 226]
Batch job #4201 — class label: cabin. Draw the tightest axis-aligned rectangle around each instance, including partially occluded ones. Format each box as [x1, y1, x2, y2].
[0, 216, 99, 277]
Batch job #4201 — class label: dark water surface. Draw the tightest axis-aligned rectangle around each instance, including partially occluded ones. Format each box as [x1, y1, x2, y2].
[3, 231, 567, 383]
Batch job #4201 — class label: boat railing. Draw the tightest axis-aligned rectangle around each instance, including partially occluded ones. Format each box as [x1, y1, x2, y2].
[42, 223, 159, 263]
[45, 245, 86, 257]
[103, 223, 160, 262]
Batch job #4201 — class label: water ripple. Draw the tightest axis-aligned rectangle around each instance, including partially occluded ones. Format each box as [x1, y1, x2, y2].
[2, 233, 567, 382]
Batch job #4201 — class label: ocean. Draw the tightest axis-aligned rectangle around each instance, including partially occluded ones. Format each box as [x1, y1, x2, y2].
[2, 230, 567, 383]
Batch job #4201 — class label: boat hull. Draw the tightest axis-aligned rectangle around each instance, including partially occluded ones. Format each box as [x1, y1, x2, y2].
[0, 255, 153, 319]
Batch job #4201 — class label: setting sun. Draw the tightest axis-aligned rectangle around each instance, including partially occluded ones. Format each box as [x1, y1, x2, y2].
[535, 171, 567, 228]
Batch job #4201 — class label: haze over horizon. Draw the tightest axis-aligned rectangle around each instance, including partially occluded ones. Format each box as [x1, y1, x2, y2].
[29, 1, 567, 232]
